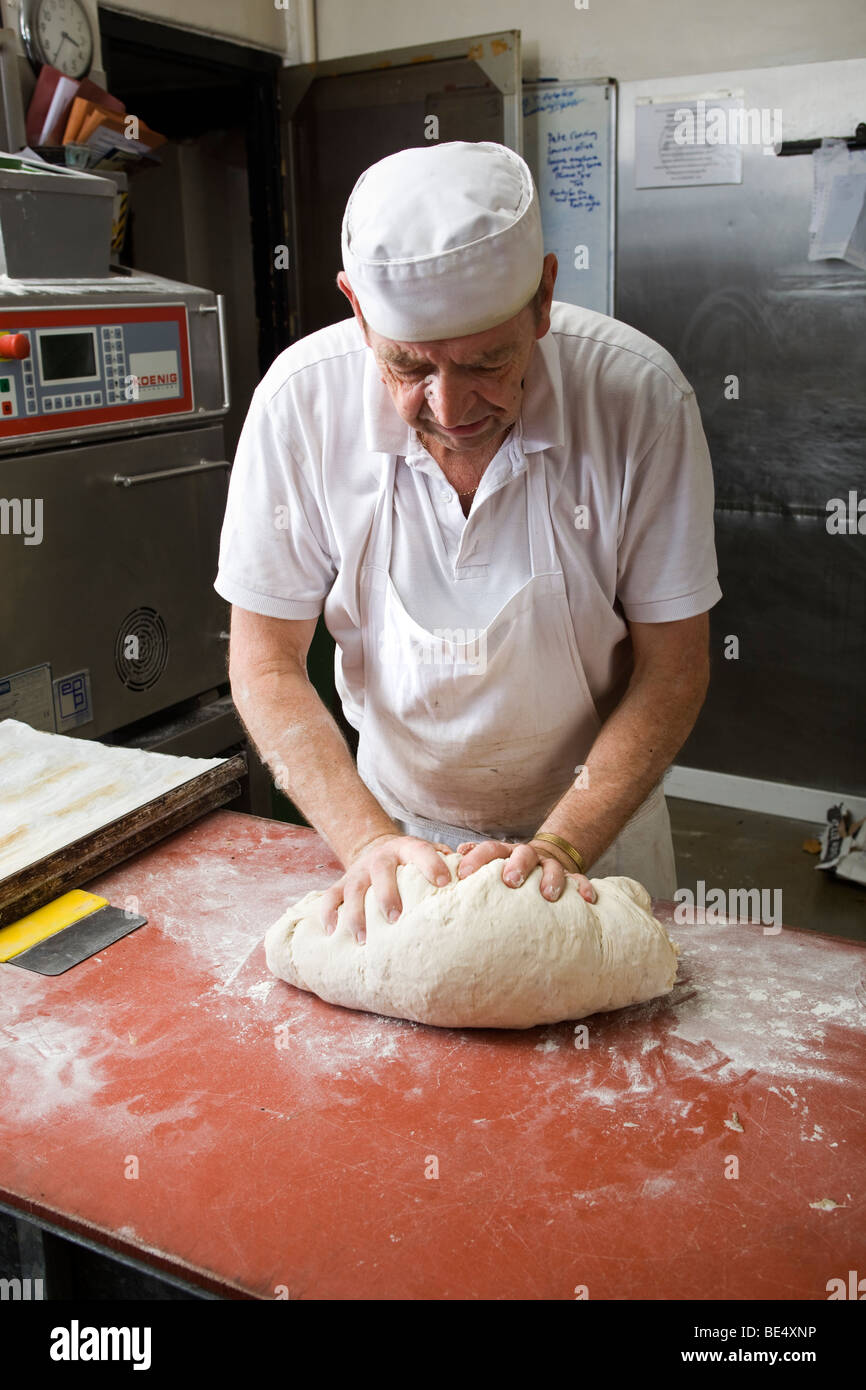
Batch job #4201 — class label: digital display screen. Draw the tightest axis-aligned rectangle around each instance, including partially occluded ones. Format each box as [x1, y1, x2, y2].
[39, 332, 98, 383]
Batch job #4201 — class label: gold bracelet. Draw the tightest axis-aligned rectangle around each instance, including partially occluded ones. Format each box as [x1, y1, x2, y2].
[533, 831, 585, 874]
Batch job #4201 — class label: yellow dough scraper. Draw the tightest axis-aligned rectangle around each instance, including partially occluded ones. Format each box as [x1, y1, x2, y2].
[0, 891, 147, 975]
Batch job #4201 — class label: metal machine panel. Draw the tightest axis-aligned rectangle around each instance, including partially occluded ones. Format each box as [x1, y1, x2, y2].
[0, 423, 230, 738]
[0, 269, 229, 451]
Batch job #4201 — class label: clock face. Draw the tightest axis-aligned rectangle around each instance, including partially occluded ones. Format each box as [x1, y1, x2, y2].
[31, 0, 94, 79]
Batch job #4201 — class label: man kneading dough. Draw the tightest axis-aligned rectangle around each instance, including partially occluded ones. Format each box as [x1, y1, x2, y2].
[215, 141, 721, 942]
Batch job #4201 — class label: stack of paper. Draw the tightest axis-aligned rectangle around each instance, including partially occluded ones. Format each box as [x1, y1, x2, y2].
[25, 65, 165, 171]
[62, 98, 165, 168]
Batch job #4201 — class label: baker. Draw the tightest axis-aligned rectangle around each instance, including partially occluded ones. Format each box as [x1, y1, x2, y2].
[216, 141, 720, 943]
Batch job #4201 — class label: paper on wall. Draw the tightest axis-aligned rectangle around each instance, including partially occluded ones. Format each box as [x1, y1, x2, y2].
[634, 94, 744, 188]
[808, 139, 866, 267]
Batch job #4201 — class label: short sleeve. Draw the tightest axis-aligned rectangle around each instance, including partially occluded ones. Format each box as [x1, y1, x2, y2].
[214, 389, 336, 620]
[616, 390, 722, 622]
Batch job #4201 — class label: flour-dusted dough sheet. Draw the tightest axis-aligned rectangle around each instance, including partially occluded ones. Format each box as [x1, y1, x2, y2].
[265, 853, 679, 1030]
[0, 718, 225, 881]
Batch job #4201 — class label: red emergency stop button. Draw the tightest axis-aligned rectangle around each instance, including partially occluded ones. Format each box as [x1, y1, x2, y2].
[0, 334, 30, 359]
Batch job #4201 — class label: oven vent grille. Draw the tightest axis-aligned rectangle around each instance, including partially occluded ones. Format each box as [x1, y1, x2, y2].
[114, 608, 169, 691]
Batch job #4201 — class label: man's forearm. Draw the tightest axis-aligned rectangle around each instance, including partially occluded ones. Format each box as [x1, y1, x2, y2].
[536, 664, 708, 871]
[233, 666, 397, 865]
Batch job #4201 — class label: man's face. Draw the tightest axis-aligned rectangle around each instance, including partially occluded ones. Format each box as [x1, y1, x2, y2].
[337, 254, 557, 454]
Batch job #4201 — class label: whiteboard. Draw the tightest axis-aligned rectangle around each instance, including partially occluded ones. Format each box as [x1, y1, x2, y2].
[522, 79, 616, 314]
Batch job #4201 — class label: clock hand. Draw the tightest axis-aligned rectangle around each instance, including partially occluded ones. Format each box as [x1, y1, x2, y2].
[61, 30, 83, 49]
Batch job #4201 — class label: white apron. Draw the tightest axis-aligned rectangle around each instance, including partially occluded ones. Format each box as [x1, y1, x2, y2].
[355, 451, 678, 901]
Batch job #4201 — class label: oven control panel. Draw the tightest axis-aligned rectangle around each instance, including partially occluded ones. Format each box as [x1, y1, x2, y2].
[0, 303, 193, 438]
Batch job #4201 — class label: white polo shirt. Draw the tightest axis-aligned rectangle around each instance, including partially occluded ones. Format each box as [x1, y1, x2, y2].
[215, 300, 721, 730]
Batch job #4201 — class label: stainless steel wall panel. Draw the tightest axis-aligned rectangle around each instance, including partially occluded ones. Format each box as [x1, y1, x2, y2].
[618, 63, 866, 793]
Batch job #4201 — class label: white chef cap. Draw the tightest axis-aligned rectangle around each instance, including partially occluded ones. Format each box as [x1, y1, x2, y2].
[341, 141, 544, 342]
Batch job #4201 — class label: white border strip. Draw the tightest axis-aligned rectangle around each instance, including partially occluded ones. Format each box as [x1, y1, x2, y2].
[664, 764, 866, 827]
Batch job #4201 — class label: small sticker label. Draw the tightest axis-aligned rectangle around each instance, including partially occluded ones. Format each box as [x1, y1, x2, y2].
[52, 670, 93, 730]
[0, 664, 55, 730]
[127, 350, 181, 400]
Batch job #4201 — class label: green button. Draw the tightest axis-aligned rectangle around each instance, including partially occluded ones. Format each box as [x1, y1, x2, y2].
[0, 378, 9, 392]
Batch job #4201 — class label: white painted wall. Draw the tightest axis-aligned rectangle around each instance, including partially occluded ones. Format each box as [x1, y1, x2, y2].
[315, 0, 866, 78]
[99, 0, 288, 52]
[77, 1, 866, 72]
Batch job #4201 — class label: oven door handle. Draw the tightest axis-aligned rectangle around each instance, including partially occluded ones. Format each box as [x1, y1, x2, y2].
[197, 293, 231, 411]
[113, 458, 231, 487]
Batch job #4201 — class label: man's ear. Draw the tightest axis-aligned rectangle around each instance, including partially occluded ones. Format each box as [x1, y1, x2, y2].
[543, 253, 558, 301]
[336, 272, 368, 339]
[534, 253, 558, 340]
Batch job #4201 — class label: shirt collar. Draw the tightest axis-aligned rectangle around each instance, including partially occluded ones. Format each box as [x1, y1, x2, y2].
[362, 320, 565, 458]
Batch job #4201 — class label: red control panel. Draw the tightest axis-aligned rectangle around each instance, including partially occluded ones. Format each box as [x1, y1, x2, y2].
[0, 303, 193, 438]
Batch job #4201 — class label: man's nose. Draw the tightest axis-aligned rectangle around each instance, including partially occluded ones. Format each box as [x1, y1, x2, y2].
[424, 371, 477, 426]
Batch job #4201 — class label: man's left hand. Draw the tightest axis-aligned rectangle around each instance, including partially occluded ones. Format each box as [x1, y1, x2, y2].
[455, 839, 596, 904]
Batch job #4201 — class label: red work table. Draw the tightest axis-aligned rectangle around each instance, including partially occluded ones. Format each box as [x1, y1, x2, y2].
[1, 810, 863, 1300]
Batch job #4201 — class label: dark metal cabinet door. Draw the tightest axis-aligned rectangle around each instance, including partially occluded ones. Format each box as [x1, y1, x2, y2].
[278, 31, 521, 338]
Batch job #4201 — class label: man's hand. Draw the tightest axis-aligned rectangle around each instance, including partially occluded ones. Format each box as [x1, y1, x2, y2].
[455, 839, 597, 904]
[319, 834, 453, 944]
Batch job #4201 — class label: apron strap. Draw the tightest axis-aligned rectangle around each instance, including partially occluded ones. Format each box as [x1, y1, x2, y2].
[526, 449, 560, 578]
[392, 809, 520, 850]
[364, 452, 398, 573]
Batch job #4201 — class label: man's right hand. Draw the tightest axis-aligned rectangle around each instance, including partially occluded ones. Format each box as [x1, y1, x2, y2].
[318, 834, 454, 944]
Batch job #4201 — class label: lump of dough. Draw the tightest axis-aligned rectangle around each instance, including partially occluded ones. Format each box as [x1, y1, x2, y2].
[264, 853, 679, 1030]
